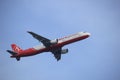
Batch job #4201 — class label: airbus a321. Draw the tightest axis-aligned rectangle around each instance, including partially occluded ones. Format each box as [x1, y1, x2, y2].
[7, 31, 90, 61]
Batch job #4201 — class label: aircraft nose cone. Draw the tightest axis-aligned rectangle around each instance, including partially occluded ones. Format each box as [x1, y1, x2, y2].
[85, 32, 91, 37]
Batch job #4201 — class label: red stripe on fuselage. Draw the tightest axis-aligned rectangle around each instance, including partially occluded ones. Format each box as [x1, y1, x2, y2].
[12, 34, 89, 57]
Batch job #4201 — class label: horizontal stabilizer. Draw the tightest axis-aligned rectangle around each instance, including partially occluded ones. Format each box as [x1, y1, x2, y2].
[6, 50, 17, 55]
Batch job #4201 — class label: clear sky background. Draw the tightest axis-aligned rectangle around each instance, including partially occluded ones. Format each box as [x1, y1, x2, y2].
[0, 0, 120, 80]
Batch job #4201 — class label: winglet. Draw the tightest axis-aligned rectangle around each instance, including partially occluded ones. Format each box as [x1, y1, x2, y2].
[27, 31, 32, 34]
[27, 31, 35, 35]
[27, 31, 39, 38]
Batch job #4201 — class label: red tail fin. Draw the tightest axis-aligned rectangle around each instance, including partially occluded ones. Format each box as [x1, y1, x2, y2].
[11, 44, 23, 53]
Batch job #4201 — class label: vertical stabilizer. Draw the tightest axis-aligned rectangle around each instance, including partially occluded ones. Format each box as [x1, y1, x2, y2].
[11, 44, 23, 53]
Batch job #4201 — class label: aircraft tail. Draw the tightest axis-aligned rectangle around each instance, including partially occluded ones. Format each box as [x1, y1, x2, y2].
[6, 44, 22, 61]
[11, 44, 23, 53]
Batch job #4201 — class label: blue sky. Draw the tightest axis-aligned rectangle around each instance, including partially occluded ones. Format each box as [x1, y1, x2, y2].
[0, 0, 120, 80]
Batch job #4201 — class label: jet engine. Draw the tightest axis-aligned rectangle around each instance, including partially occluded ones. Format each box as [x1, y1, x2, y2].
[61, 49, 68, 54]
[50, 39, 58, 45]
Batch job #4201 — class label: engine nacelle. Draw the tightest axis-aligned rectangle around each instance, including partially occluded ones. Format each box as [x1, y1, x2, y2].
[61, 49, 68, 54]
[50, 39, 58, 45]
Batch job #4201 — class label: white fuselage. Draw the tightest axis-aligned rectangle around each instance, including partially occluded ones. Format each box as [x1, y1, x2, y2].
[33, 32, 90, 51]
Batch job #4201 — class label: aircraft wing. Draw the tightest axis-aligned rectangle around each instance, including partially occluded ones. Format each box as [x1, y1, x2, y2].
[51, 48, 61, 61]
[27, 31, 51, 47]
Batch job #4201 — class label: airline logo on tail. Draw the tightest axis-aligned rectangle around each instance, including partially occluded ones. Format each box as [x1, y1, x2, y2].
[11, 44, 22, 53]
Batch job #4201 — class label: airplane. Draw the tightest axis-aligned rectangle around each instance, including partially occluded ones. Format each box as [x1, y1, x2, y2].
[7, 31, 90, 61]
